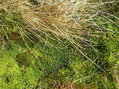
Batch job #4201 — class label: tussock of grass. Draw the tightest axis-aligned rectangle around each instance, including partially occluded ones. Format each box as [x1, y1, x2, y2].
[0, 0, 118, 47]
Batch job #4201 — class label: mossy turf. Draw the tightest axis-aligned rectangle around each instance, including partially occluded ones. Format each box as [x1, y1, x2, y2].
[0, 25, 119, 88]
[0, 1, 119, 89]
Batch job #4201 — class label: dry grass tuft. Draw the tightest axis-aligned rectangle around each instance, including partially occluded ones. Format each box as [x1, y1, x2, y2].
[0, 0, 94, 43]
